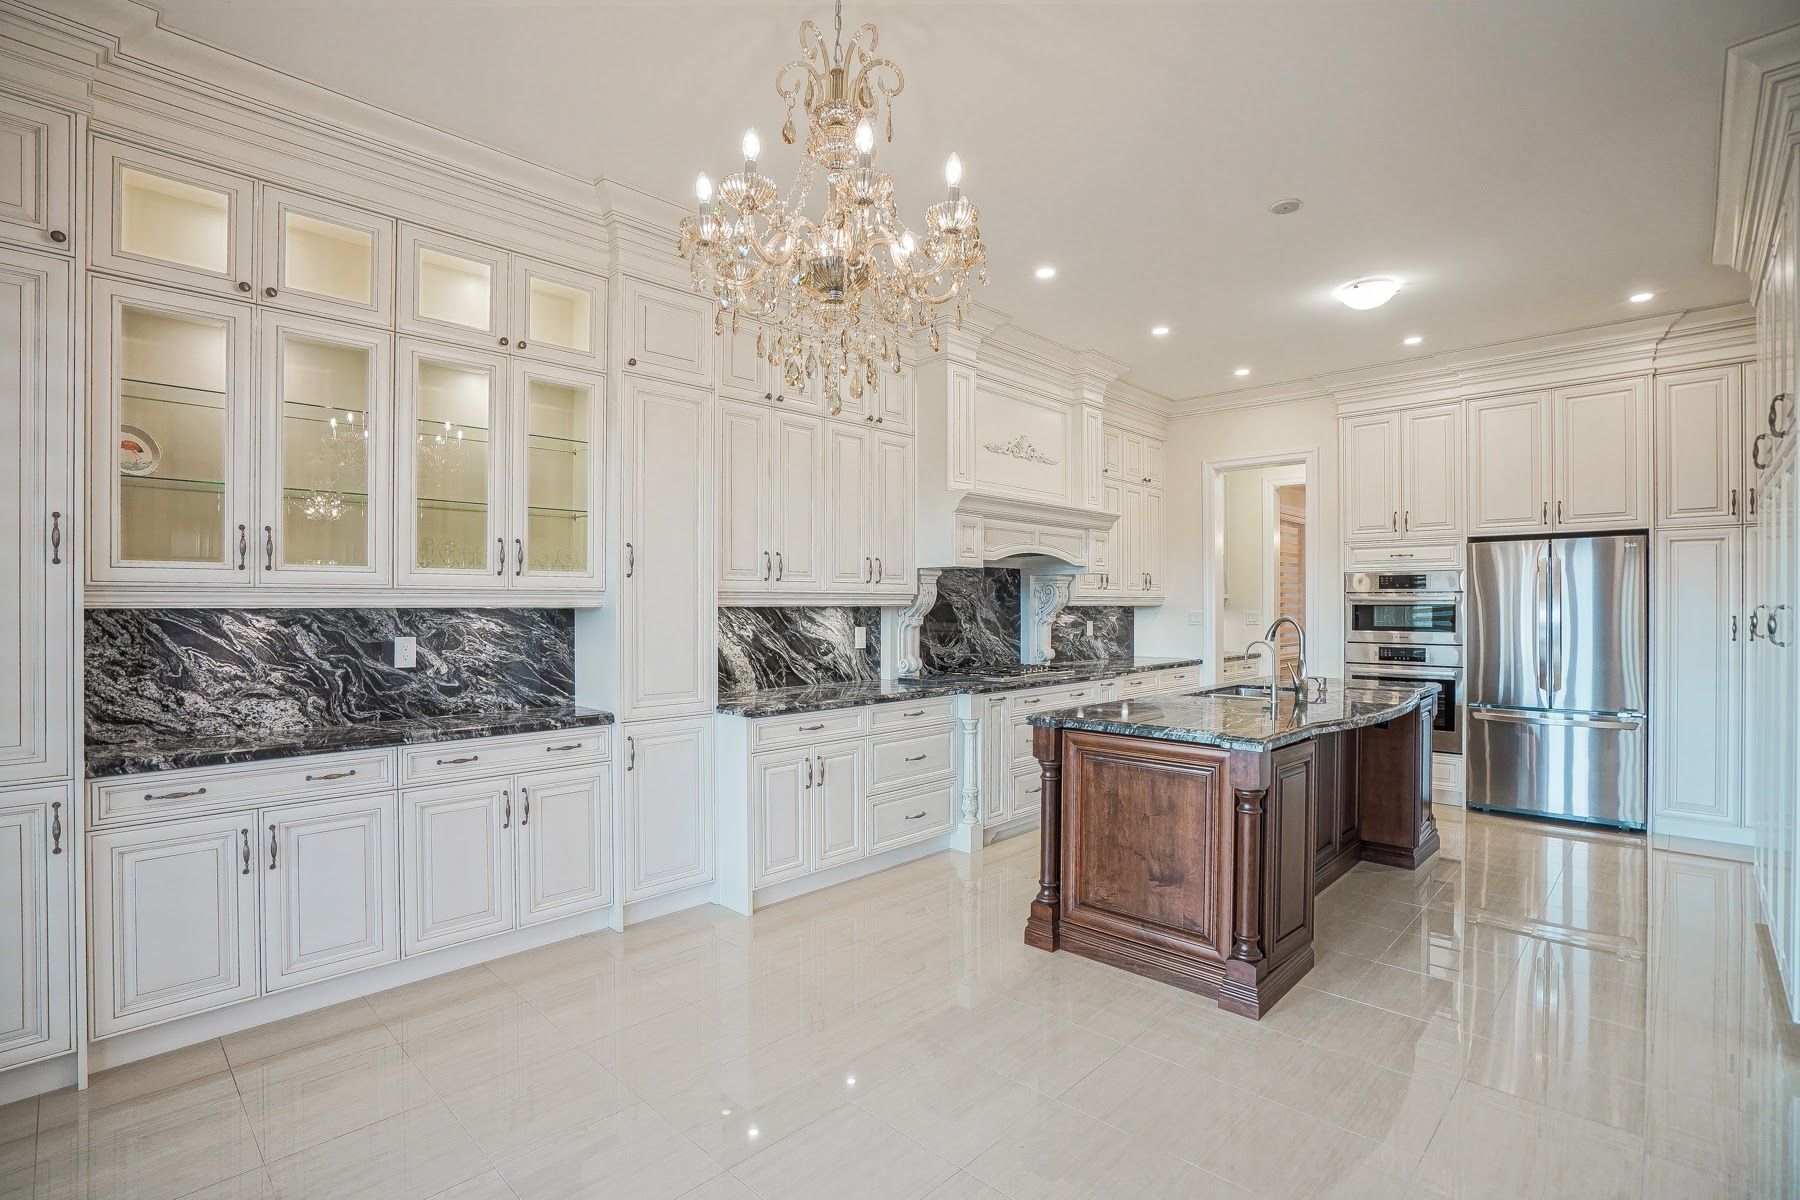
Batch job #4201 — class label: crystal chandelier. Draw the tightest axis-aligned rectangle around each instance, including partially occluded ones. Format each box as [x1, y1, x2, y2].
[678, 1, 988, 406]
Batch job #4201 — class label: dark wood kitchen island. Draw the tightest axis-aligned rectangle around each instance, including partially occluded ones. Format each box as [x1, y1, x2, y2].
[1025, 682, 1437, 1018]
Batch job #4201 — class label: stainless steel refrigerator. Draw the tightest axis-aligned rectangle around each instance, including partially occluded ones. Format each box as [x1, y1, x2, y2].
[1465, 534, 1648, 830]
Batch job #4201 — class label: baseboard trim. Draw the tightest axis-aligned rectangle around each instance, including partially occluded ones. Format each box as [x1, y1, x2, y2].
[0, 1053, 76, 1106]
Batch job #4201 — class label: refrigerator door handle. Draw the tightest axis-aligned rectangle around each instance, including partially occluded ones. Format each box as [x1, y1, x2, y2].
[1549, 551, 1565, 694]
[1533, 547, 1550, 695]
[1470, 707, 1643, 732]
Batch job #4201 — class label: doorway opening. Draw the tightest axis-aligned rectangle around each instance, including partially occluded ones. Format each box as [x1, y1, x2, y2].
[1204, 453, 1319, 683]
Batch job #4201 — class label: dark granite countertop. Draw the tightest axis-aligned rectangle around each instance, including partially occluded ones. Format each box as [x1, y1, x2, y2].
[716, 657, 1204, 718]
[1027, 681, 1432, 752]
[86, 705, 615, 779]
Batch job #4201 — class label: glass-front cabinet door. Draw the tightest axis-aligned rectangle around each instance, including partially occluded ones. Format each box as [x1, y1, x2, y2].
[511, 257, 603, 370]
[511, 360, 603, 588]
[397, 337, 508, 588]
[258, 312, 393, 587]
[398, 224, 509, 351]
[257, 187, 395, 327]
[89, 279, 253, 586]
[90, 139, 255, 298]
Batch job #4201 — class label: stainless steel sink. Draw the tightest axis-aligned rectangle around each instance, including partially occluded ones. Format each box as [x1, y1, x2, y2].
[1202, 684, 1275, 699]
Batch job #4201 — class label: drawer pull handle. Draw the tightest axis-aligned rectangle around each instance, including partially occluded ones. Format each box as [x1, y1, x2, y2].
[50, 802, 62, 854]
[240, 828, 251, 875]
[1027, 786, 1041, 795]
[437, 754, 480, 765]
[904, 811, 928, 820]
[904, 754, 929, 763]
[545, 742, 583, 752]
[799, 723, 825, 732]
[521, 789, 530, 826]
[901, 709, 926, 717]
[502, 790, 512, 829]
[304, 769, 356, 782]
[145, 786, 207, 802]
[268, 824, 278, 870]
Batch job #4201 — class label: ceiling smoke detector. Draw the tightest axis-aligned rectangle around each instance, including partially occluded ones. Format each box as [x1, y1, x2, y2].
[1268, 198, 1303, 216]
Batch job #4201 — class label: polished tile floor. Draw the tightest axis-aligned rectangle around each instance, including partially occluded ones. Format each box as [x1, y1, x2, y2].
[5, 806, 1795, 1199]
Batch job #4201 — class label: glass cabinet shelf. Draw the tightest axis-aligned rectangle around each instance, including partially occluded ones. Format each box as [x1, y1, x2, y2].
[121, 474, 226, 492]
[122, 377, 227, 411]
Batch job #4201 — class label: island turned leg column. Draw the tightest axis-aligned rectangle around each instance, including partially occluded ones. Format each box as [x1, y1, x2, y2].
[1220, 743, 1319, 1019]
[1024, 725, 1063, 951]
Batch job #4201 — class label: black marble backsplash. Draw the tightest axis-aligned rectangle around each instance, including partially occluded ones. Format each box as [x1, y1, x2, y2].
[919, 567, 1134, 673]
[85, 608, 574, 751]
[718, 606, 881, 692]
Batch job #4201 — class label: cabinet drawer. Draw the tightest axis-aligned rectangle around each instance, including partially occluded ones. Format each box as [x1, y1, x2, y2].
[400, 728, 609, 786]
[868, 697, 954, 729]
[92, 750, 395, 826]
[1345, 542, 1462, 568]
[1009, 715, 1036, 769]
[867, 727, 954, 793]
[1430, 754, 1464, 791]
[1011, 769, 1044, 818]
[1010, 682, 1104, 715]
[1157, 667, 1200, 692]
[751, 709, 866, 751]
[1115, 673, 1159, 698]
[867, 782, 955, 851]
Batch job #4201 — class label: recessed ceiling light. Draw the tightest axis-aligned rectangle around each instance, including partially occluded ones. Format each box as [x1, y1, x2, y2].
[1151, 325, 1170, 337]
[1268, 198, 1303, 216]
[1403, 335, 1423, 346]
[1234, 367, 1251, 377]
[1334, 277, 1402, 310]
[1629, 291, 1654, 303]
[1034, 265, 1056, 280]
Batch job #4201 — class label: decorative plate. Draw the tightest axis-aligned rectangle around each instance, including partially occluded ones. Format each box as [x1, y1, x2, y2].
[119, 424, 161, 476]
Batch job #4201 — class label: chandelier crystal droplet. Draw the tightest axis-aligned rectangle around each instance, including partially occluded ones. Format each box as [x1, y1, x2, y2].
[677, 1, 988, 402]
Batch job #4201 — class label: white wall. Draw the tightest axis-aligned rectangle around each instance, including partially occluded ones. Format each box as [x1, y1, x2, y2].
[1219, 464, 1305, 653]
[1135, 395, 1344, 677]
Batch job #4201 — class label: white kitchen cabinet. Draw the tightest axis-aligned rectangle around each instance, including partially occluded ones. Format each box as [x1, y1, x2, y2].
[261, 793, 399, 991]
[620, 276, 711, 384]
[1342, 412, 1402, 541]
[876, 361, 917, 433]
[1652, 528, 1744, 839]
[88, 277, 256, 588]
[257, 311, 393, 588]
[1400, 404, 1461, 538]
[621, 716, 715, 901]
[1656, 366, 1745, 527]
[397, 224, 510, 350]
[824, 422, 872, 589]
[516, 766, 611, 925]
[750, 749, 809, 888]
[1343, 403, 1462, 543]
[510, 255, 605, 370]
[870, 430, 915, 594]
[0, 93, 74, 253]
[813, 743, 864, 869]
[1552, 378, 1651, 530]
[773, 412, 827, 591]
[89, 812, 260, 1037]
[401, 780, 514, 955]
[396, 337, 511, 588]
[620, 376, 713, 715]
[718, 399, 771, 591]
[1140, 485, 1165, 595]
[0, 785, 71, 1070]
[716, 323, 766, 401]
[0, 247, 70, 785]
[90, 138, 256, 298]
[257, 186, 394, 328]
[511, 357, 604, 589]
[1466, 391, 1552, 534]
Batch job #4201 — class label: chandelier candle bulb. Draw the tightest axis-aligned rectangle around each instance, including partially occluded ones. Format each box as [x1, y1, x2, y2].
[742, 128, 760, 175]
[945, 151, 962, 200]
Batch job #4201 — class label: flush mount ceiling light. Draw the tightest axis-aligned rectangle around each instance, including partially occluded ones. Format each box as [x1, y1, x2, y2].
[679, 0, 987, 401]
[1629, 291, 1654, 303]
[1151, 325, 1170, 337]
[1034, 265, 1056, 280]
[1403, 335, 1423, 345]
[1334, 277, 1402, 310]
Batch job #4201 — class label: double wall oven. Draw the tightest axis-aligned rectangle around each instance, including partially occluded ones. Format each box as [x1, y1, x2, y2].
[1344, 570, 1464, 754]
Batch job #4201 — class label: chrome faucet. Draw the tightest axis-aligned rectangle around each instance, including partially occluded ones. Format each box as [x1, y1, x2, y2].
[1261, 616, 1324, 702]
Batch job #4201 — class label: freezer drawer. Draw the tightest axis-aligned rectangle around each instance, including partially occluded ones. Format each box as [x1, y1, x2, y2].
[1466, 707, 1646, 830]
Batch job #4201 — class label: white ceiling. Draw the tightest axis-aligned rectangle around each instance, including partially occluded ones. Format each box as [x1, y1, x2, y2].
[144, 0, 1795, 399]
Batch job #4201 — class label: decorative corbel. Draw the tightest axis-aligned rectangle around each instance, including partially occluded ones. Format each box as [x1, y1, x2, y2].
[1019, 570, 1073, 665]
[880, 567, 941, 678]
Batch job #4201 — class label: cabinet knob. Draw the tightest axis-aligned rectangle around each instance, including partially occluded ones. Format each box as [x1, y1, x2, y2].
[517, 340, 527, 350]
[48, 229, 67, 244]
[237, 281, 252, 293]
[627, 357, 638, 367]
[264, 286, 277, 298]
[499, 336, 510, 347]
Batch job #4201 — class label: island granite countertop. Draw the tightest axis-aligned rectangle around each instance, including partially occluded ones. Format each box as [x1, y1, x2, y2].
[716, 656, 1203, 718]
[86, 705, 615, 779]
[1026, 681, 1433, 753]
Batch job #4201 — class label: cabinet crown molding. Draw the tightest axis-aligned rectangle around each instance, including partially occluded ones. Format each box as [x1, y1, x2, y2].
[1713, 23, 1800, 284]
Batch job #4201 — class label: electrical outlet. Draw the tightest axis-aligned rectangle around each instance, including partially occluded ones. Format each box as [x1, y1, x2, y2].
[854, 625, 867, 649]
[1187, 611, 1205, 626]
[1085, 619, 1094, 636]
[392, 636, 417, 668]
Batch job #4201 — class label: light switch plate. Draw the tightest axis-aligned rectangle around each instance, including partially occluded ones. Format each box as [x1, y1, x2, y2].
[854, 626, 867, 649]
[392, 636, 417, 668]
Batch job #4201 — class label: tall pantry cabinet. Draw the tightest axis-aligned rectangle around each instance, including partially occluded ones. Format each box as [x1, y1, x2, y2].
[579, 274, 717, 911]
[0, 91, 78, 1092]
